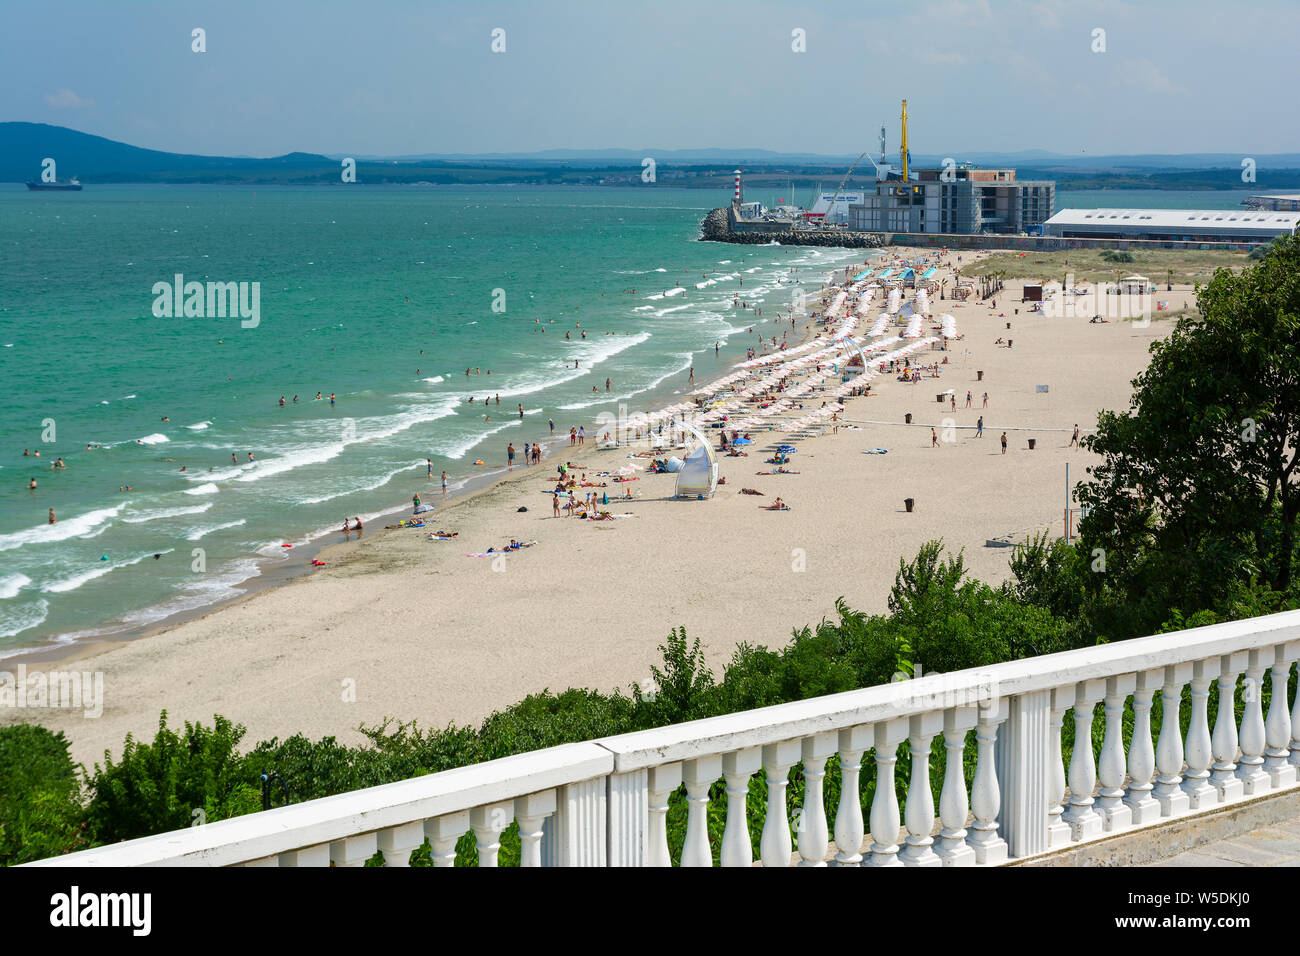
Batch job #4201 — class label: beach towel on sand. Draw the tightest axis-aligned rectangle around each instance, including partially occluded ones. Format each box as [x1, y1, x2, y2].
[863, 448, 889, 455]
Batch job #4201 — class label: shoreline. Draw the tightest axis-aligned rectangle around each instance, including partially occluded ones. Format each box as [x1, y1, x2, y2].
[4, 254, 859, 669]
[3, 245, 1194, 768]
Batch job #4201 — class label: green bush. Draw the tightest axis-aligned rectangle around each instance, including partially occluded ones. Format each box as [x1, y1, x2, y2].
[0, 725, 86, 865]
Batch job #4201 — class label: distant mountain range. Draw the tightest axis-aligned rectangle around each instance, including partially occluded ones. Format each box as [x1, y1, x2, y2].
[4, 123, 1299, 189]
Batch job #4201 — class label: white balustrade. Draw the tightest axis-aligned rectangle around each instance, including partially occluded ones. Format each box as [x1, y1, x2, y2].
[1154, 663, 1192, 817]
[935, 706, 978, 866]
[761, 741, 800, 867]
[967, 703, 1008, 864]
[1265, 644, 1298, 788]
[832, 727, 870, 866]
[28, 611, 1300, 869]
[798, 732, 836, 866]
[1210, 651, 1246, 803]
[1182, 658, 1219, 810]
[1062, 680, 1104, 841]
[1122, 669, 1161, 825]
[899, 713, 942, 866]
[1237, 648, 1272, 795]
[1097, 675, 1135, 831]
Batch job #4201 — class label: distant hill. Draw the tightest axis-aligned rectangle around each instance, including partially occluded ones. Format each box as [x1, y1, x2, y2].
[0, 123, 335, 183]
[4, 123, 1299, 189]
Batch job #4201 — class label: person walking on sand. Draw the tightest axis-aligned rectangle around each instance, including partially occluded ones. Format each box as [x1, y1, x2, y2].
[1000, 432, 1008, 455]
[412, 492, 422, 513]
[1070, 424, 1080, 448]
[553, 492, 561, 518]
[976, 416, 984, 438]
[578, 427, 585, 446]
[569, 427, 577, 447]
[931, 427, 939, 447]
[507, 443, 516, 470]
[950, 394, 956, 412]
[965, 390, 972, 409]
[982, 392, 989, 408]
[441, 470, 448, 496]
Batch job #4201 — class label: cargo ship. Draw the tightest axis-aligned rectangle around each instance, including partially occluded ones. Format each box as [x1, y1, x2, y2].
[26, 177, 83, 191]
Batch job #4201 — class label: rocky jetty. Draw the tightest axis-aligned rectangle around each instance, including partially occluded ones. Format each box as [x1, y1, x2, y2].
[699, 207, 888, 248]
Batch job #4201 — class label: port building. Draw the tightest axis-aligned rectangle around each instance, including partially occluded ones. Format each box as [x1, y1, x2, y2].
[1043, 208, 1300, 243]
[846, 167, 1056, 235]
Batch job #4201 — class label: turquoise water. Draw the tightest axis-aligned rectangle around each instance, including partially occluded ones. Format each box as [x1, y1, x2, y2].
[0, 183, 1236, 651]
[0, 184, 869, 651]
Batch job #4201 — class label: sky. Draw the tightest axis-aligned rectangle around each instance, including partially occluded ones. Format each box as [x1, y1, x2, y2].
[2, 0, 1297, 159]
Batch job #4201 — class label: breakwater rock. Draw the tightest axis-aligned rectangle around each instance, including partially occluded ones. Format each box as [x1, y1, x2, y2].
[699, 207, 888, 248]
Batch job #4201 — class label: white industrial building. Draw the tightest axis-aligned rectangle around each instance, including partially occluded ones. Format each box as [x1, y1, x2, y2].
[1043, 208, 1300, 243]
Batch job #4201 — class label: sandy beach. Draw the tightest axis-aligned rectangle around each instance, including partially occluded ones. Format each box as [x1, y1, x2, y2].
[3, 247, 1195, 767]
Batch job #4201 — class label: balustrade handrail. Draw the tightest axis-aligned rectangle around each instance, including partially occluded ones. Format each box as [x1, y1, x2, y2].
[29, 742, 613, 867]
[26, 609, 1300, 867]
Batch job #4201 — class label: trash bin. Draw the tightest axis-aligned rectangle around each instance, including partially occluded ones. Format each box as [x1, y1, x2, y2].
[936, 394, 945, 403]
[905, 413, 912, 424]
[1028, 438, 1037, 450]
[977, 370, 984, 381]
[904, 498, 915, 513]
[1006, 322, 1012, 329]
[1008, 339, 1013, 348]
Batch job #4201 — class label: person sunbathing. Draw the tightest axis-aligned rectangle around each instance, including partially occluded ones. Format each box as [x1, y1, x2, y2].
[740, 487, 765, 495]
[760, 497, 791, 511]
[756, 468, 800, 475]
[427, 530, 459, 539]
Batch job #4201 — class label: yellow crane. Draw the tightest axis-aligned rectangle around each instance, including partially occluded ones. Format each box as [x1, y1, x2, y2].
[900, 99, 910, 181]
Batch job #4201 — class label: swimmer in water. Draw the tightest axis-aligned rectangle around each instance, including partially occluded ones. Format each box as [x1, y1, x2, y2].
[49, 509, 56, 524]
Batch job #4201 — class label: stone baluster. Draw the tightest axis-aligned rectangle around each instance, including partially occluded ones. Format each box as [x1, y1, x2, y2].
[798, 732, 836, 866]
[681, 755, 722, 867]
[471, 801, 514, 867]
[936, 705, 979, 866]
[1265, 645, 1298, 788]
[900, 712, 942, 866]
[425, 811, 469, 867]
[867, 718, 908, 867]
[1123, 669, 1163, 825]
[329, 832, 378, 867]
[647, 764, 683, 867]
[832, 726, 872, 866]
[515, 791, 558, 867]
[1210, 651, 1246, 803]
[377, 821, 426, 868]
[760, 741, 800, 867]
[1047, 686, 1074, 847]
[1181, 657, 1220, 810]
[1237, 648, 1272, 796]
[967, 701, 1008, 863]
[1154, 663, 1192, 816]
[1097, 675, 1135, 832]
[720, 747, 761, 867]
[1062, 679, 1105, 842]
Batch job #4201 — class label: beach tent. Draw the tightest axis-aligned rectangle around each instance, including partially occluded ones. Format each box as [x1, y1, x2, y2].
[674, 422, 719, 499]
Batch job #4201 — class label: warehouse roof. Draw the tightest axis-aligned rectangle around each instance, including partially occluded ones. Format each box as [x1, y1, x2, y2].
[1045, 208, 1300, 233]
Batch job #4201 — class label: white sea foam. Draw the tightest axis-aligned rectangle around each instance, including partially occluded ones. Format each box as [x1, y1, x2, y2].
[646, 288, 685, 300]
[184, 483, 221, 496]
[297, 461, 425, 505]
[0, 598, 48, 639]
[423, 376, 445, 384]
[0, 504, 126, 553]
[185, 519, 247, 541]
[123, 503, 214, 523]
[0, 573, 32, 600]
[185, 421, 213, 431]
[136, 433, 169, 445]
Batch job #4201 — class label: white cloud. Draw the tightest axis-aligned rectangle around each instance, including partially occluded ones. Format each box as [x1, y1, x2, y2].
[43, 89, 96, 109]
[1117, 58, 1184, 94]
